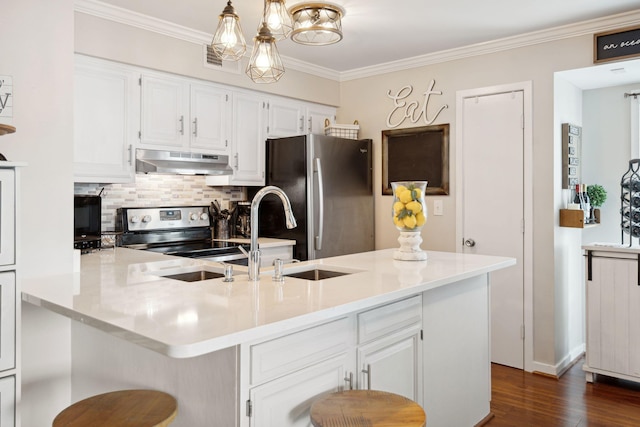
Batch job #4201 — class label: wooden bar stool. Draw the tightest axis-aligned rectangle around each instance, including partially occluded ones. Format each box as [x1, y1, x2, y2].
[310, 390, 426, 426]
[52, 389, 177, 427]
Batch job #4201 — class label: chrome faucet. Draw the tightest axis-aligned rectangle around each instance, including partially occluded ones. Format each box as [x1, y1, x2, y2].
[249, 186, 297, 281]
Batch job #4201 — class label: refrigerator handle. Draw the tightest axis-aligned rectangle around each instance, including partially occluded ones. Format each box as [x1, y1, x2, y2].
[314, 157, 324, 251]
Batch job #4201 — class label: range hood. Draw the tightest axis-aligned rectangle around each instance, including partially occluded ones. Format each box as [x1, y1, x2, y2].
[136, 149, 233, 176]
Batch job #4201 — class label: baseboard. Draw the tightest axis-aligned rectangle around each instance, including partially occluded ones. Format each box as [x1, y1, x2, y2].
[531, 345, 585, 378]
[475, 412, 495, 427]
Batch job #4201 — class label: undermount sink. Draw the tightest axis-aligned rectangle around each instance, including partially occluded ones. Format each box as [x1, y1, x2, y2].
[284, 269, 351, 281]
[282, 265, 362, 281]
[161, 270, 224, 282]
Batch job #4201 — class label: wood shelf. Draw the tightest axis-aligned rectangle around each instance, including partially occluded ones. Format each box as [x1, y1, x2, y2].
[560, 208, 600, 228]
[0, 125, 15, 136]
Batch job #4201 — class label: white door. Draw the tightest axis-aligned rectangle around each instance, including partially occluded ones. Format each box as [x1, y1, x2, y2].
[460, 91, 525, 369]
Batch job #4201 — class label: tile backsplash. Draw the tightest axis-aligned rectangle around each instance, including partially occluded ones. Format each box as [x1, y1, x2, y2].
[74, 175, 246, 231]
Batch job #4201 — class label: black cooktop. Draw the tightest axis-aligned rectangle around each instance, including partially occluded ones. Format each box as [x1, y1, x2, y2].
[142, 240, 249, 258]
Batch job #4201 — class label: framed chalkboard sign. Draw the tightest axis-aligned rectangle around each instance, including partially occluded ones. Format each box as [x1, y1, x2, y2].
[594, 25, 640, 63]
[382, 124, 449, 195]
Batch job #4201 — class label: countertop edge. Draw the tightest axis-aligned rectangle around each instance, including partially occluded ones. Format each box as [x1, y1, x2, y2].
[22, 250, 516, 358]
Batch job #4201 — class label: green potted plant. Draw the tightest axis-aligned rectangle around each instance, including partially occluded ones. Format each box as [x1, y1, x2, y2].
[587, 184, 607, 224]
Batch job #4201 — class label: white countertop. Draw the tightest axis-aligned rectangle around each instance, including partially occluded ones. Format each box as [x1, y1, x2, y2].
[22, 248, 514, 358]
[583, 242, 640, 253]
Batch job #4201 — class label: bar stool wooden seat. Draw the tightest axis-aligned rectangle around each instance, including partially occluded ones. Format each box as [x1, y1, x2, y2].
[310, 390, 426, 427]
[52, 389, 177, 427]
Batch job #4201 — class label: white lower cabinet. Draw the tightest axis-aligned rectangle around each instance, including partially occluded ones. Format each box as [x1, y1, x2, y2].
[584, 249, 640, 382]
[248, 355, 350, 426]
[242, 296, 422, 427]
[356, 326, 422, 401]
[0, 376, 15, 427]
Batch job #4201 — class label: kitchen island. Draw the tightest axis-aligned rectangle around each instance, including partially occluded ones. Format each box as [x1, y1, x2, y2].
[23, 248, 514, 426]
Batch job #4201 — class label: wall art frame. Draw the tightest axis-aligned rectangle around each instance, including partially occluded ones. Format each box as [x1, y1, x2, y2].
[382, 124, 450, 195]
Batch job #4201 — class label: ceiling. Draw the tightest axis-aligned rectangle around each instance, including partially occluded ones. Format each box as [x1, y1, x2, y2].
[96, 0, 640, 85]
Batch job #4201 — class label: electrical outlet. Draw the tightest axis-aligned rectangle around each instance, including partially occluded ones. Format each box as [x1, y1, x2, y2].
[433, 200, 443, 216]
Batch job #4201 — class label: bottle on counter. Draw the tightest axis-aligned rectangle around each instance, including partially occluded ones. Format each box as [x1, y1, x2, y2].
[621, 219, 640, 237]
[621, 206, 640, 223]
[621, 177, 640, 192]
[622, 192, 640, 209]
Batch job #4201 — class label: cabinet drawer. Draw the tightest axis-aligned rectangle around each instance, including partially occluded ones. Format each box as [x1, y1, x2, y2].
[250, 317, 351, 385]
[358, 295, 422, 344]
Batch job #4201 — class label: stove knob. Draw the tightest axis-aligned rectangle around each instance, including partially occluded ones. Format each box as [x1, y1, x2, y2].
[130, 215, 141, 223]
[142, 215, 152, 223]
[190, 212, 199, 221]
[200, 212, 209, 221]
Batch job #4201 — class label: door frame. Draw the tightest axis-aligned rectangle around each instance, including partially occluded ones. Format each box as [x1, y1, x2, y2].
[455, 81, 534, 372]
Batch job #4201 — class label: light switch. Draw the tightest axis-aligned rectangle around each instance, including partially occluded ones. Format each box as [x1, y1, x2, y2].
[433, 200, 443, 216]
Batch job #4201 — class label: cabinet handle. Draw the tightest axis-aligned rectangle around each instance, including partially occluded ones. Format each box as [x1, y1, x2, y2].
[234, 153, 239, 170]
[344, 372, 353, 390]
[299, 116, 304, 133]
[193, 117, 198, 137]
[361, 364, 371, 390]
[179, 115, 184, 135]
[308, 117, 312, 133]
[127, 144, 133, 165]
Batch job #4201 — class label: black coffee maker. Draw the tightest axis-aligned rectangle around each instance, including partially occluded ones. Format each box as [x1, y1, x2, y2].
[233, 202, 251, 238]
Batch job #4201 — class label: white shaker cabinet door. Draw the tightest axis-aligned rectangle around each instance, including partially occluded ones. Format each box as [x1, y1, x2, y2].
[356, 326, 422, 402]
[74, 56, 138, 183]
[586, 252, 640, 379]
[189, 84, 230, 155]
[230, 92, 266, 186]
[305, 104, 336, 135]
[267, 98, 304, 137]
[140, 74, 189, 150]
[0, 169, 14, 267]
[0, 272, 15, 373]
[248, 354, 350, 427]
[0, 376, 14, 427]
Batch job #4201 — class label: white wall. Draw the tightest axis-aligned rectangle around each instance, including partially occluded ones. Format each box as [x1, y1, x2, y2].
[582, 83, 640, 244]
[338, 34, 601, 371]
[3, 0, 75, 424]
[552, 76, 586, 369]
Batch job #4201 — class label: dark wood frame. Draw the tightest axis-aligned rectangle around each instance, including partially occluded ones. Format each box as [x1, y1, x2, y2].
[382, 124, 450, 195]
[594, 25, 640, 63]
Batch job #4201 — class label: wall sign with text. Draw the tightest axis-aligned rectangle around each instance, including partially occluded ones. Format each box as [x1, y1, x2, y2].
[386, 80, 448, 128]
[0, 76, 13, 119]
[594, 25, 640, 63]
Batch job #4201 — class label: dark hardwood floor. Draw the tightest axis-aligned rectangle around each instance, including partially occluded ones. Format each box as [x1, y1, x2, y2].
[487, 358, 640, 426]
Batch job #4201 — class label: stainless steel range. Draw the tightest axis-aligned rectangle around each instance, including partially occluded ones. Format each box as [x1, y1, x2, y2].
[116, 206, 249, 264]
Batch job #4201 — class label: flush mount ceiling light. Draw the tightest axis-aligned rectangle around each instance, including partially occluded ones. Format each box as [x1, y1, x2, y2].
[246, 22, 285, 84]
[211, 0, 247, 61]
[289, 2, 344, 46]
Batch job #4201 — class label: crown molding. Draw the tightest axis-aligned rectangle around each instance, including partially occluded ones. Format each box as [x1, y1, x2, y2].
[340, 9, 640, 81]
[74, 0, 340, 80]
[75, 0, 640, 83]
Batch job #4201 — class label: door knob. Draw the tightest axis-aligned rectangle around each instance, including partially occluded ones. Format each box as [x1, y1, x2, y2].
[464, 239, 476, 247]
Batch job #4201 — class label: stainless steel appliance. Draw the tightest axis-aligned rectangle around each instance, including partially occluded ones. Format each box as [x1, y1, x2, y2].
[249, 134, 374, 261]
[74, 194, 102, 251]
[233, 201, 251, 238]
[136, 149, 233, 176]
[116, 206, 248, 264]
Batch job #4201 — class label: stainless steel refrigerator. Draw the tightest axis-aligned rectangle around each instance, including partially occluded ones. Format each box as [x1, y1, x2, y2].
[249, 134, 374, 261]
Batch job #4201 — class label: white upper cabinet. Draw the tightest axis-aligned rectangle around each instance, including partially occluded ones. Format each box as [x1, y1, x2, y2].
[267, 98, 304, 137]
[140, 74, 230, 155]
[190, 83, 230, 153]
[267, 96, 336, 138]
[229, 91, 267, 186]
[74, 55, 139, 183]
[306, 103, 336, 134]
